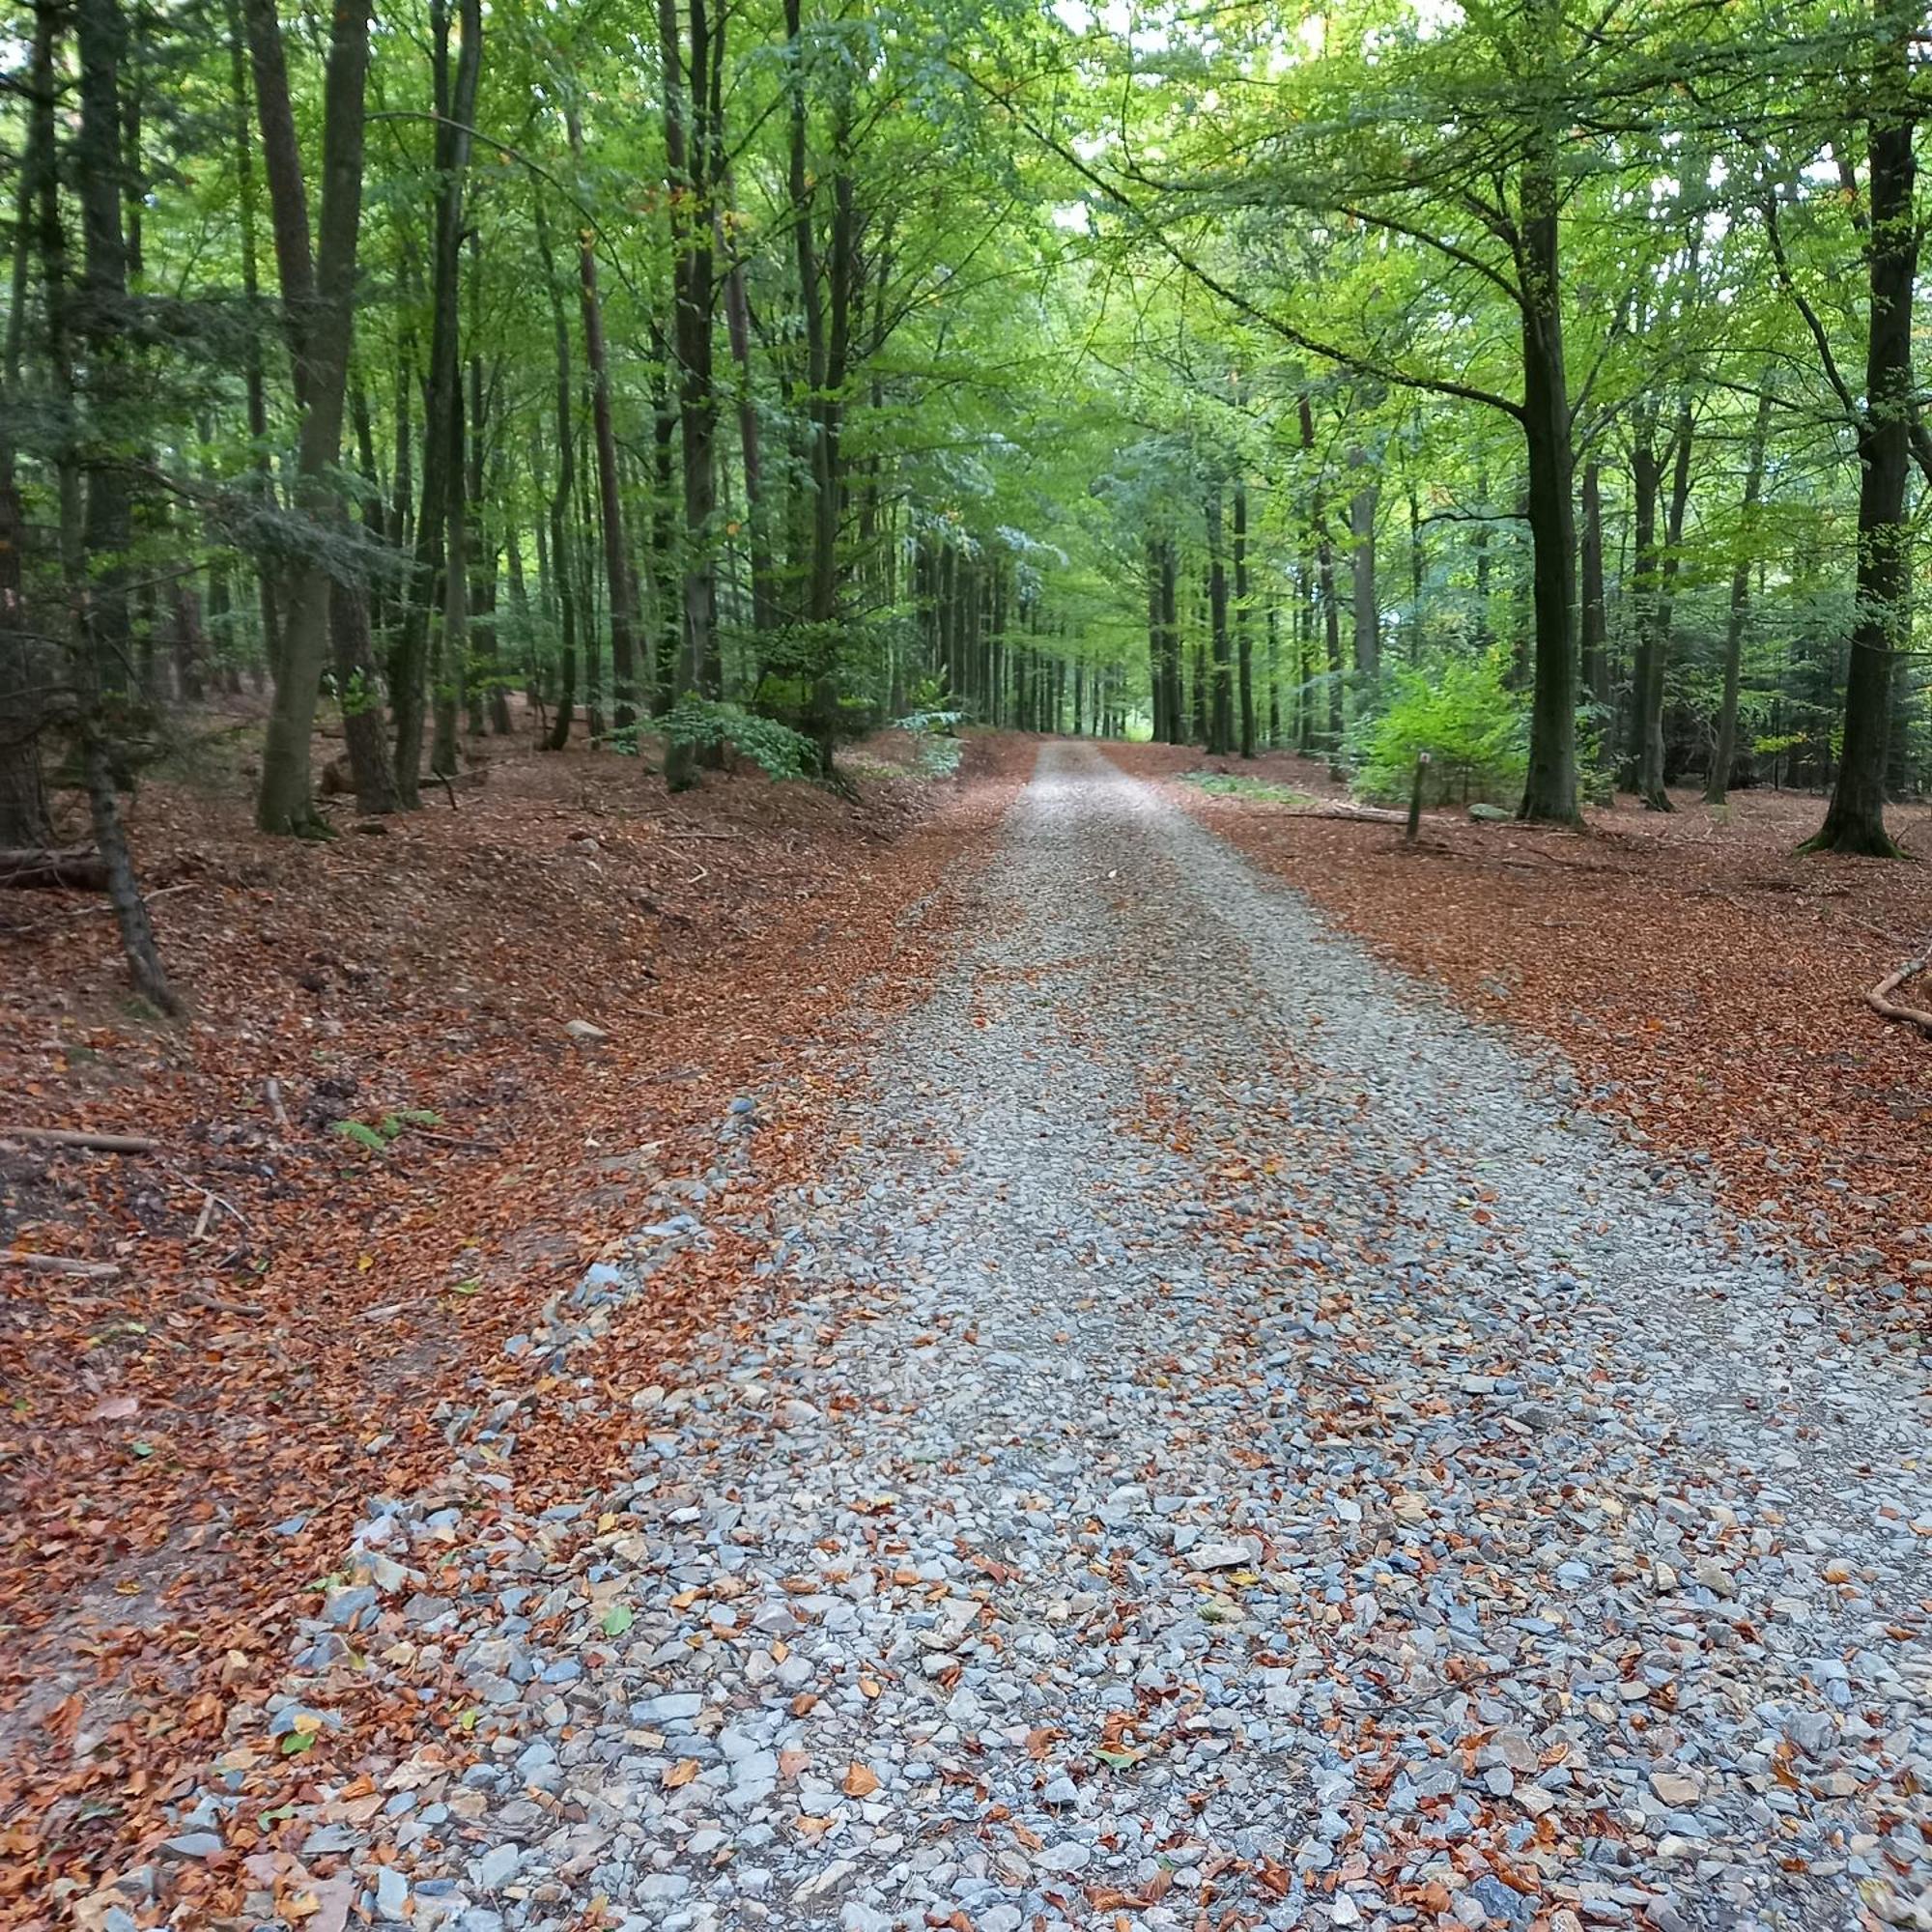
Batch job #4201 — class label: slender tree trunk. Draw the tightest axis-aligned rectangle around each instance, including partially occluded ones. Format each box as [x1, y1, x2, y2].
[1206, 486, 1233, 754]
[225, 0, 279, 680]
[1706, 392, 1772, 805]
[1159, 538, 1181, 742]
[535, 207, 578, 752]
[388, 0, 478, 806]
[0, 2, 55, 847]
[40, 0, 176, 1009]
[661, 0, 722, 788]
[1349, 449, 1378, 680]
[566, 107, 640, 729]
[1234, 476, 1255, 757]
[1146, 540, 1167, 745]
[1579, 459, 1609, 751]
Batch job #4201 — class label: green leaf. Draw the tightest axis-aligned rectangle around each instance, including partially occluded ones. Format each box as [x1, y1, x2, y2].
[601, 1604, 635, 1636]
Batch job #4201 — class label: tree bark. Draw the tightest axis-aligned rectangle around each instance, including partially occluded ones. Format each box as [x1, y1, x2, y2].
[566, 107, 640, 728]
[1806, 7, 1916, 856]
[1705, 392, 1772, 805]
[1235, 476, 1255, 757]
[661, 0, 723, 788]
[534, 205, 578, 753]
[1514, 153, 1580, 825]
[1349, 448, 1378, 681]
[388, 0, 479, 806]
[1206, 484, 1234, 754]
[1579, 459, 1609, 742]
[242, 0, 375, 834]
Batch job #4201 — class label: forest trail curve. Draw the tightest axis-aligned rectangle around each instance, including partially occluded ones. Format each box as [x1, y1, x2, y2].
[210, 743, 1931, 1932]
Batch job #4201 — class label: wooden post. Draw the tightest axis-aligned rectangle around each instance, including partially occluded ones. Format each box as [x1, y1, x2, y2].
[1406, 751, 1431, 842]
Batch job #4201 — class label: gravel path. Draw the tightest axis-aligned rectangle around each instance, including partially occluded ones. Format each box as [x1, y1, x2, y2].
[199, 745, 1930, 1932]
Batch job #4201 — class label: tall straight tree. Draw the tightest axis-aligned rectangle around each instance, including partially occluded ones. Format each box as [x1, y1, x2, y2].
[390, 0, 480, 807]
[242, 0, 376, 834]
[566, 104, 641, 726]
[660, 0, 724, 787]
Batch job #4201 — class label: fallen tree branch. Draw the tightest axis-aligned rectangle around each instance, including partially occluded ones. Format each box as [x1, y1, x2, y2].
[1282, 804, 1408, 826]
[3, 1250, 124, 1279]
[1865, 944, 1932, 1038]
[0, 847, 111, 891]
[1, 1127, 158, 1154]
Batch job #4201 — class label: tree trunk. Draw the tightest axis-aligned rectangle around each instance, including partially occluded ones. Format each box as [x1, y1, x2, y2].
[1806, 22, 1916, 855]
[1349, 449, 1378, 680]
[1234, 476, 1255, 757]
[39, 0, 176, 1009]
[534, 206, 578, 753]
[1514, 155, 1580, 825]
[661, 0, 722, 788]
[1579, 459, 1609, 745]
[1206, 485, 1233, 754]
[1159, 538, 1182, 742]
[0, 1, 54, 848]
[1706, 391, 1772, 805]
[388, 0, 478, 807]
[242, 0, 374, 834]
[566, 108, 640, 729]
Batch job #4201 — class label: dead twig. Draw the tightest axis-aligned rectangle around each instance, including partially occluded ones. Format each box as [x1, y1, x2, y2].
[1, 1127, 158, 1154]
[400, 1122, 503, 1151]
[264, 1077, 292, 1131]
[4, 1250, 124, 1279]
[187, 1288, 268, 1318]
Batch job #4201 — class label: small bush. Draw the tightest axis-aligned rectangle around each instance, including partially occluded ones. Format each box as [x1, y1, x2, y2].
[1349, 650, 1527, 808]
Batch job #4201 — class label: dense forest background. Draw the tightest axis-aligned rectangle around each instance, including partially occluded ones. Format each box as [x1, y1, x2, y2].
[3, 0, 1929, 1008]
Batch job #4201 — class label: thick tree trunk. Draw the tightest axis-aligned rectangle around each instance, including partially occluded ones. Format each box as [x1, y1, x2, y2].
[1515, 158, 1580, 826]
[242, 0, 374, 834]
[1807, 20, 1916, 856]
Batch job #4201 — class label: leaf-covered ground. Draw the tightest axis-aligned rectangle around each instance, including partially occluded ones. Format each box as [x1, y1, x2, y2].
[1110, 742, 1932, 1327]
[0, 721, 1030, 1919]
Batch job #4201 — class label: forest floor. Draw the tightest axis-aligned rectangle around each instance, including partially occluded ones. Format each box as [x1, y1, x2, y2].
[1110, 742, 1932, 1332]
[0, 711, 1032, 1923]
[6, 733, 1931, 1932]
[64, 740, 1926, 1932]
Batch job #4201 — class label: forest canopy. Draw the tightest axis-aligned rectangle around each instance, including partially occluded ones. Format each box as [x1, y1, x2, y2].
[3, 0, 1928, 1005]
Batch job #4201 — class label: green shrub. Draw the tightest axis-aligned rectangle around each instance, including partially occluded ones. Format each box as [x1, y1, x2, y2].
[627, 699, 822, 781]
[1348, 649, 1527, 808]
